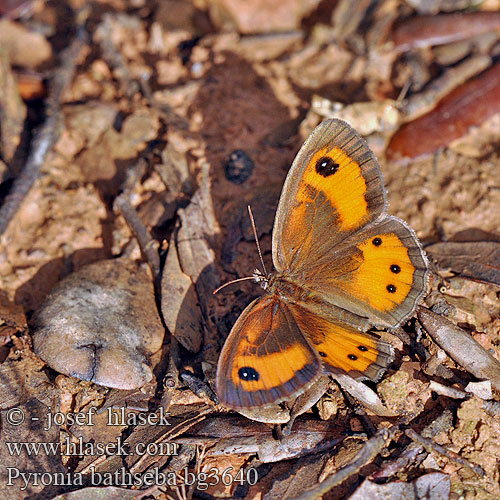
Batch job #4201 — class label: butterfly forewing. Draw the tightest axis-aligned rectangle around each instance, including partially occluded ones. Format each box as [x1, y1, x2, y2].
[216, 295, 322, 409]
[272, 119, 386, 274]
[272, 119, 428, 328]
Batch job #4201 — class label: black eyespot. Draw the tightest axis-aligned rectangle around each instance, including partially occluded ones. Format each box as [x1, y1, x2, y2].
[315, 156, 339, 177]
[319, 351, 327, 357]
[387, 284, 396, 293]
[238, 367, 259, 381]
[372, 237, 382, 246]
[358, 345, 368, 352]
[348, 354, 358, 361]
[390, 264, 401, 274]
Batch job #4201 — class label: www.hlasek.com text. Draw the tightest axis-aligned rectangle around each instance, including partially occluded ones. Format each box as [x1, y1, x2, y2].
[6, 436, 178, 457]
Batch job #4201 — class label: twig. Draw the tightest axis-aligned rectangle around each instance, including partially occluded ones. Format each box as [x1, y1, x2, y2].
[405, 428, 485, 476]
[0, 22, 87, 236]
[95, 14, 139, 97]
[113, 151, 162, 287]
[129, 407, 213, 474]
[160, 337, 180, 411]
[290, 425, 401, 500]
[429, 380, 468, 399]
[373, 409, 453, 480]
[114, 192, 161, 288]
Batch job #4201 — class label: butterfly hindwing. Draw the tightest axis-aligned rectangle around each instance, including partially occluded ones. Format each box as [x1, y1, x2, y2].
[216, 295, 322, 409]
[291, 215, 428, 328]
[289, 303, 394, 381]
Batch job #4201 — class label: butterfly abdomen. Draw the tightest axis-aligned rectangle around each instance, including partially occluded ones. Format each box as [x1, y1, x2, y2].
[271, 273, 374, 331]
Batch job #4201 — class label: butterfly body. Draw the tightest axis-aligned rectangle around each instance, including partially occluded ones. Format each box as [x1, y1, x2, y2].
[216, 119, 428, 410]
[263, 274, 366, 331]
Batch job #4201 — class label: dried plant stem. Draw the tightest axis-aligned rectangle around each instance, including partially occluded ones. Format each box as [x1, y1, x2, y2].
[0, 25, 86, 236]
[405, 428, 485, 476]
[114, 193, 161, 287]
[373, 409, 453, 480]
[290, 426, 400, 500]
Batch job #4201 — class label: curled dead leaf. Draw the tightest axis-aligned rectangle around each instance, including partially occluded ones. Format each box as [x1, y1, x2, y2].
[426, 240, 500, 286]
[333, 373, 396, 417]
[418, 307, 500, 391]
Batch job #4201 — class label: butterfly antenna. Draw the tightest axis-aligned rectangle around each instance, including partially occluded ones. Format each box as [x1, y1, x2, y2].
[247, 205, 268, 277]
[212, 206, 269, 295]
[212, 276, 259, 295]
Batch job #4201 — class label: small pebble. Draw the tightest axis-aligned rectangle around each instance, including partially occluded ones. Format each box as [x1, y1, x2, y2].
[32, 259, 165, 390]
[224, 149, 254, 184]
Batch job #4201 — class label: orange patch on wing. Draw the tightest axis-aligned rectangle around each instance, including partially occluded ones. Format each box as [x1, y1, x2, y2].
[297, 146, 368, 230]
[294, 312, 380, 374]
[231, 343, 311, 392]
[353, 233, 415, 312]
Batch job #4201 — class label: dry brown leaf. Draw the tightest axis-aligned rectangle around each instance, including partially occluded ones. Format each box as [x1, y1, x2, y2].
[418, 307, 500, 391]
[161, 231, 203, 353]
[426, 240, 500, 286]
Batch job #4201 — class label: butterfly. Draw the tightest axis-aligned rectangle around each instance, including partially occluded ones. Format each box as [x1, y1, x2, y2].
[216, 119, 428, 409]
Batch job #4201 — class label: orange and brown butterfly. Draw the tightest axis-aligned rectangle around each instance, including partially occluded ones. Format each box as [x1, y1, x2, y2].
[216, 119, 428, 409]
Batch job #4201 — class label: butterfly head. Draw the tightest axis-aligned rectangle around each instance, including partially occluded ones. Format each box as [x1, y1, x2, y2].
[252, 268, 269, 290]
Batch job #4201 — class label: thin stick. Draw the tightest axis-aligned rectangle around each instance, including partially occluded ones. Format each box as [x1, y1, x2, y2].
[396, 78, 411, 106]
[290, 426, 400, 500]
[212, 276, 257, 295]
[405, 428, 485, 476]
[247, 205, 267, 276]
[0, 22, 87, 236]
[114, 193, 161, 290]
